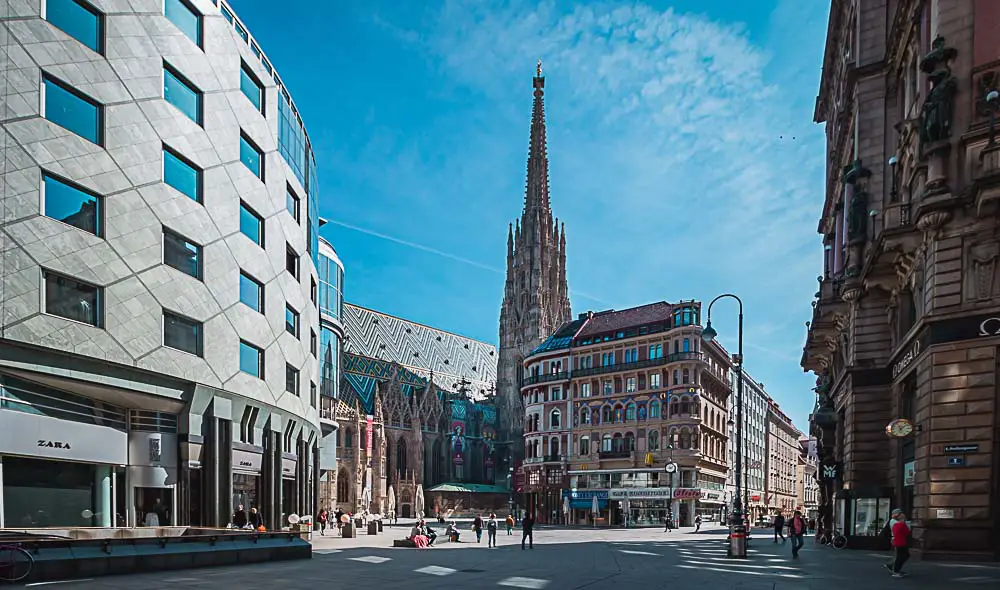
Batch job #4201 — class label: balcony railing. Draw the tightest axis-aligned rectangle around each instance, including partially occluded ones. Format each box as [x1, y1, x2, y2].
[524, 371, 570, 386]
[599, 449, 633, 459]
[523, 353, 705, 388]
[544, 454, 564, 463]
[574, 352, 704, 379]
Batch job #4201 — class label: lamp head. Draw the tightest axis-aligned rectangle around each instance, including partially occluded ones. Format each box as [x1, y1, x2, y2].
[988, 90, 999, 103]
[888, 155, 898, 167]
[701, 321, 718, 343]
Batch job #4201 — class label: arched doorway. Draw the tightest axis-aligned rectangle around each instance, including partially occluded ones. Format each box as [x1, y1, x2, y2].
[337, 468, 350, 506]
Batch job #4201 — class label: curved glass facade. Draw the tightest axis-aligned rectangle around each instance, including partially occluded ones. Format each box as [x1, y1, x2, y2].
[318, 248, 344, 321]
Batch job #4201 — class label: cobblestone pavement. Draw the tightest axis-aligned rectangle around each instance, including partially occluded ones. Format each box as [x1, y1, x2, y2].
[28, 525, 1000, 589]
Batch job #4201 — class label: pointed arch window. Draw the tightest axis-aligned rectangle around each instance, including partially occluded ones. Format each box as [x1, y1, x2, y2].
[637, 403, 647, 421]
[650, 400, 661, 419]
[614, 404, 625, 423]
[602, 406, 612, 423]
[580, 407, 590, 425]
[625, 402, 636, 421]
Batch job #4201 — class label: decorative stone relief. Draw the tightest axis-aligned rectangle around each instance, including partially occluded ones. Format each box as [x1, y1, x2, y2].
[968, 240, 999, 301]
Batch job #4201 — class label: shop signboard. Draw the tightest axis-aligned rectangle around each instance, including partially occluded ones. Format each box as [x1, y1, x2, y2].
[128, 432, 177, 467]
[673, 488, 702, 500]
[233, 448, 263, 474]
[903, 461, 915, 486]
[282, 456, 297, 478]
[562, 490, 609, 500]
[608, 488, 673, 500]
[0, 409, 126, 464]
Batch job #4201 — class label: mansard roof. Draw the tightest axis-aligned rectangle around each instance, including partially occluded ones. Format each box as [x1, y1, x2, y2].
[342, 302, 497, 399]
[575, 301, 676, 338]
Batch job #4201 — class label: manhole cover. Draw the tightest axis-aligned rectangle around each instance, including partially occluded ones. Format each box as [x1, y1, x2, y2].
[460, 569, 485, 573]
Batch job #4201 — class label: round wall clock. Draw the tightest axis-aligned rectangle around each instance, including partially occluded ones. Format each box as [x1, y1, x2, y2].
[665, 463, 678, 473]
[885, 418, 915, 438]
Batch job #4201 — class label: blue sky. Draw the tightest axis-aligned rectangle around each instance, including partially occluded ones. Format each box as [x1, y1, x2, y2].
[234, 0, 831, 430]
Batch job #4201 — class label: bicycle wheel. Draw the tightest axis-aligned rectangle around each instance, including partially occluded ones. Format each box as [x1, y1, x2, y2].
[0, 546, 33, 582]
[832, 534, 848, 549]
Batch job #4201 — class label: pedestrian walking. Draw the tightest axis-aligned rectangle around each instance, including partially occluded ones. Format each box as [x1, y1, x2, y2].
[773, 513, 786, 543]
[789, 510, 806, 558]
[487, 513, 498, 547]
[521, 513, 534, 550]
[694, 514, 702, 532]
[318, 509, 328, 536]
[473, 513, 484, 543]
[663, 513, 673, 532]
[883, 509, 911, 578]
[506, 514, 515, 535]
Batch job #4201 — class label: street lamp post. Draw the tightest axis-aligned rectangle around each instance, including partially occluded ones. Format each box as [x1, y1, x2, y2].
[701, 293, 747, 559]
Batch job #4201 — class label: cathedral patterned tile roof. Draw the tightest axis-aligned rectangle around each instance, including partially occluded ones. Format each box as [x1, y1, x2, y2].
[342, 303, 498, 401]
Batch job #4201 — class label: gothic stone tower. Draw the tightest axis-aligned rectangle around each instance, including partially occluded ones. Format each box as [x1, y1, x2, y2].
[497, 62, 572, 458]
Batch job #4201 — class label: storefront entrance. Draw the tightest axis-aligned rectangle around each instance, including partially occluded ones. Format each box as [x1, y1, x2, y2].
[135, 487, 172, 526]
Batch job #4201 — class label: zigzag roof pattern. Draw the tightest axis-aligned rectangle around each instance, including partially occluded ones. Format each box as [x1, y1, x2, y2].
[340, 351, 497, 424]
[342, 303, 497, 398]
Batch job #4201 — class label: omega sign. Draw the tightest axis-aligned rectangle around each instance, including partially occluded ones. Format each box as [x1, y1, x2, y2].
[978, 317, 1000, 337]
[892, 340, 921, 379]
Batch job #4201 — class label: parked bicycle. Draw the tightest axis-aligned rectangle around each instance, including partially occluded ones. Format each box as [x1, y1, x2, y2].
[0, 544, 33, 582]
[818, 529, 848, 549]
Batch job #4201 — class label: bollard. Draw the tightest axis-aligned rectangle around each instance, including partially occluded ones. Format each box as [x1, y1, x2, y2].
[729, 523, 748, 558]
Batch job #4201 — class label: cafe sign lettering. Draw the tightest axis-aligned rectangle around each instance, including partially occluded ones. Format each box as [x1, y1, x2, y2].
[673, 488, 702, 500]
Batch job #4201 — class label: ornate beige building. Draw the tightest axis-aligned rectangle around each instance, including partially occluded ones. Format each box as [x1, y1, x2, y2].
[803, 0, 1000, 557]
[766, 403, 801, 515]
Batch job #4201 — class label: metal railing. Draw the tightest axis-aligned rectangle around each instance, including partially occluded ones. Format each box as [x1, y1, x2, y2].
[524, 371, 570, 386]
[599, 449, 632, 459]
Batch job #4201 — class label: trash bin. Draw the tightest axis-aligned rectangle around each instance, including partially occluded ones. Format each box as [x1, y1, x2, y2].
[342, 522, 356, 538]
[377, 520, 384, 532]
[728, 524, 747, 558]
[368, 521, 378, 535]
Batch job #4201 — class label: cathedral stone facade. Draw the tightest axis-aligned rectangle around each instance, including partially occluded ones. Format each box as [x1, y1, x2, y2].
[497, 63, 573, 475]
[322, 304, 501, 517]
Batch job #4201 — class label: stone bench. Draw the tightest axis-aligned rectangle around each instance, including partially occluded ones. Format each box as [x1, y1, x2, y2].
[392, 539, 417, 548]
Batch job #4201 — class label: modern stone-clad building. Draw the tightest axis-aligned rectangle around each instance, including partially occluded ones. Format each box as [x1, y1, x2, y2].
[519, 301, 733, 526]
[803, 0, 1000, 558]
[0, 0, 322, 531]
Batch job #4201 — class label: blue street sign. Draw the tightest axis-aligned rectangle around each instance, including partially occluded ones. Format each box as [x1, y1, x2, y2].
[947, 456, 965, 466]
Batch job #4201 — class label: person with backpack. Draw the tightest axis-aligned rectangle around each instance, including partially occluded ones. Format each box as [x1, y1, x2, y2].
[487, 513, 499, 547]
[505, 514, 515, 535]
[789, 510, 806, 558]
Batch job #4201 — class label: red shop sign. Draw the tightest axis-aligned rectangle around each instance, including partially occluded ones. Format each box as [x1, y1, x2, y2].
[673, 488, 703, 500]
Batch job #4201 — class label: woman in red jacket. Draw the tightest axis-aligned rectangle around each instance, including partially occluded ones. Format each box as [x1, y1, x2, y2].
[885, 509, 911, 578]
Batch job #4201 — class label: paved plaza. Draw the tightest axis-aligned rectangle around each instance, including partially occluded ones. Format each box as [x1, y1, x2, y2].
[28, 525, 1000, 589]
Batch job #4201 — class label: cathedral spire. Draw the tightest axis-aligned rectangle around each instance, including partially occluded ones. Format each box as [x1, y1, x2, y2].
[524, 60, 550, 214]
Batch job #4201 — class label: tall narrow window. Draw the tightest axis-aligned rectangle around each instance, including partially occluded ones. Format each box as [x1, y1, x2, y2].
[163, 146, 202, 202]
[240, 62, 264, 113]
[239, 132, 264, 180]
[285, 305, 299, 337]
[163, 311, 202, 356]
[42, 172, 101, 236]
[285, 364, 300, 395]
[164, 0, 201, 47]
[43, 75, 102, 144]
[163, 64, 202, 124]
[239, 271, 263, 313]
[163, 229, 202, 279]
[45, 0, 103, 53]
[44, 271, 101, 326]
[286, 186, 300, 222]
[239, 202, 264, 246]
[239, 341, 263, 378]
[285, 245, 299, 279]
